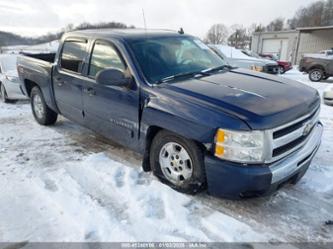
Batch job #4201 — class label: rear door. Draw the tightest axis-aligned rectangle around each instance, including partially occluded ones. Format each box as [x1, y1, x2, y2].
[81, 40, 140, 148]
[53, 38, 88, 124]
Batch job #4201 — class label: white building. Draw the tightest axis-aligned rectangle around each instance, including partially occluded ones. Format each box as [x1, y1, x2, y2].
[251, 26, 333, 64]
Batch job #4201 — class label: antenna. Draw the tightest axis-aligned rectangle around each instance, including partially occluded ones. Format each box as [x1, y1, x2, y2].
[142, 8, 147, 30]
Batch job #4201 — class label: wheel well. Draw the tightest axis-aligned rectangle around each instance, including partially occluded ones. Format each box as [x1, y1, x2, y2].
[142, 126, 207, 172]
[24, 79, 38, 97]
[310, 65, 326, 74]
[142, 126, 163, 172]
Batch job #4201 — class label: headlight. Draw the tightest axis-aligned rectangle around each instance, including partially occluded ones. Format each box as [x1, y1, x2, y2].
[5, 75, 18, 82]
[214, 128, 266, 164]
[251, 65, 263, 72]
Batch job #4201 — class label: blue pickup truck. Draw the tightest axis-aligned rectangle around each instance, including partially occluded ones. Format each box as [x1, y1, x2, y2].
[17, 29, 323, 199]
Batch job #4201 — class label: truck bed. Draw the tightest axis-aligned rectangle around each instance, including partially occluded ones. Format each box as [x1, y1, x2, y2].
[20, 52, 56, 63]
[17, 52, 57, 110]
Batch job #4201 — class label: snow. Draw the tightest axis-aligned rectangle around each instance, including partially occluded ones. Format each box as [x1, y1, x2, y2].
[303, 53, 333, 60]
[214, 45, 252, 59]
[213, 45, 275, 65]
[1, 41, 59, 54]
[0, 68, 333, 242]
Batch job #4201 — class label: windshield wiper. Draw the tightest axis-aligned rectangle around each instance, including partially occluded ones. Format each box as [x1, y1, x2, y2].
[201, 65, 233, 74]
[157, 71, 210, 84]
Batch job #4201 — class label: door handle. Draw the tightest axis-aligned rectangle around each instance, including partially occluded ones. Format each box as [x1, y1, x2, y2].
[84, 87, 96, 96]
[55, 77, 65, 87]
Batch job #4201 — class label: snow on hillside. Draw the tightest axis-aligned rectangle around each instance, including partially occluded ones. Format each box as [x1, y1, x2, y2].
[1, 40, 59, 54]
[0, 68, 332, 243]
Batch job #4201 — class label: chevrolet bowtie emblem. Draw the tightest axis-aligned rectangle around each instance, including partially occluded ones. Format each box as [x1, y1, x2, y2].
[303, 122, 313, 136]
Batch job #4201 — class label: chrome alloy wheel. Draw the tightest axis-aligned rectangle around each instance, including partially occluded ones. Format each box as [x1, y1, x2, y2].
[159, 142, 193, 185]
[310, 70, 322, 81]
[33, 94, 44, 119]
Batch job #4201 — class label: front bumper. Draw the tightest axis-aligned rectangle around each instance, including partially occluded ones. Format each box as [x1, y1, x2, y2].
[323, 92, 333, 105]
[324, 98, 333, 105]
[263, 64, 279, 74]
[285, 65, 293, 72]
[205, 122, 323, 199]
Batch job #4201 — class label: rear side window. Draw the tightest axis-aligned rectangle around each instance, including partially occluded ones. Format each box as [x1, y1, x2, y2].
[88, 42, 126, 78]
[60, 41, 87, 73]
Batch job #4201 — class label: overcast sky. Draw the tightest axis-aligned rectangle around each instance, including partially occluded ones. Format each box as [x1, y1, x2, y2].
[0, 0, 318, 38]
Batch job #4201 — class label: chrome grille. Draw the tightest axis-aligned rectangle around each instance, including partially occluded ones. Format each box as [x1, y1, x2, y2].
[266, 107, 320, 163]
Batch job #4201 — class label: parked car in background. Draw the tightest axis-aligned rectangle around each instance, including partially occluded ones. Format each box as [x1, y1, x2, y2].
[257, 53, 293, 74]
[17, 29, 322, 199]
[210, 45, 279, 74]
[0, 54, 27, 103]
[323, 85, 333, 106]
[299, 52, 333, 82]
[318, 49, 333, 56]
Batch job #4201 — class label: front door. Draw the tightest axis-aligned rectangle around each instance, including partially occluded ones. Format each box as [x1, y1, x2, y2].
[53, 39, 88, 124]
[82, 40, 140, 149]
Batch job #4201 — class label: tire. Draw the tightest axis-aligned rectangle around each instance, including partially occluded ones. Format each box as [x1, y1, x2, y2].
[0, 83, 9, 103]
[31, 86, 58, 125]
[309, 68, 324, 82]
[150, 130, 206, 194]
[278, 66, 285, 74]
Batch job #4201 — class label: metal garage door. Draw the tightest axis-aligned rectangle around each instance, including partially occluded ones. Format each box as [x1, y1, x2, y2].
[262, 39, 289, 61]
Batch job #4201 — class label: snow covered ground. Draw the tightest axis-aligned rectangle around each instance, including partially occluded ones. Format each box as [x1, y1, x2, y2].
[1, 41, 59, 54]
[0, 69, 332, 243]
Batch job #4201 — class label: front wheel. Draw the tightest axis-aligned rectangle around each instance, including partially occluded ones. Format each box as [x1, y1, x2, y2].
[31, 86, 58, 125]
[309, 68, 324, 82]
[278, 66, 285, 74]
[150, 130, 206, 194]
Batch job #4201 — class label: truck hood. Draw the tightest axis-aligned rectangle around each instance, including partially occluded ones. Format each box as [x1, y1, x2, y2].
[238, 57, 277, 65]
[161, 68, 320, 130]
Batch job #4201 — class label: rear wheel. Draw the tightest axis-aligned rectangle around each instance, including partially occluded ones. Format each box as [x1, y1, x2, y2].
[0, 83, 9, 103]
[309, 68, 324, 82]
[31, 86, 58, 125]
[150, 130, 206, 194]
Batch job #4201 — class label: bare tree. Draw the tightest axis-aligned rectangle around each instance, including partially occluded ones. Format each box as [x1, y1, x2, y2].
[287, 0, 330, 28]
[248, 23, 265, 34]
[322, 0, 333, 25]
[227, 26, 251, 49]
[266, 18, 285, 31]
[205, 24, 229, 44]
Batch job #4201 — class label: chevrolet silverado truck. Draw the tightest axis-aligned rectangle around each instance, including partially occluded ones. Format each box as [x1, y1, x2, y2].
[299, 51, 333, 82]
[17, 29, 323, 199]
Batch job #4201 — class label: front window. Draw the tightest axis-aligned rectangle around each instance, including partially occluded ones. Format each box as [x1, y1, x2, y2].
[89, 41, 126, 78]
[128, 36, 225, 84]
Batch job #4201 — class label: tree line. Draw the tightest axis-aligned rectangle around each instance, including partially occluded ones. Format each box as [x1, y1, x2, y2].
[1, 0, 332, 48]
[205, 0, 333, 48]
[0, 21, 134, 47]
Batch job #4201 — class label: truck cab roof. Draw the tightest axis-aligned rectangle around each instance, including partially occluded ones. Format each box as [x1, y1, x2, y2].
[63, 29, 188, 41]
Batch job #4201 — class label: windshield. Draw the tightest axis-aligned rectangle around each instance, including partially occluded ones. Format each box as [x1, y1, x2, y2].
[128, 36, 225, 84]
[0, 56, 17, 72]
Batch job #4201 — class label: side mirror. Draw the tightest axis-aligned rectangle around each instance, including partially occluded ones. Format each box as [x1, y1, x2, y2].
[96, 68, 131, 87]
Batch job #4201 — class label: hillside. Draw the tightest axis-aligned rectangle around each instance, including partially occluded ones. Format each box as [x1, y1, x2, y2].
[0, 31, 36, 47]
[0, 21, 134, 48]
